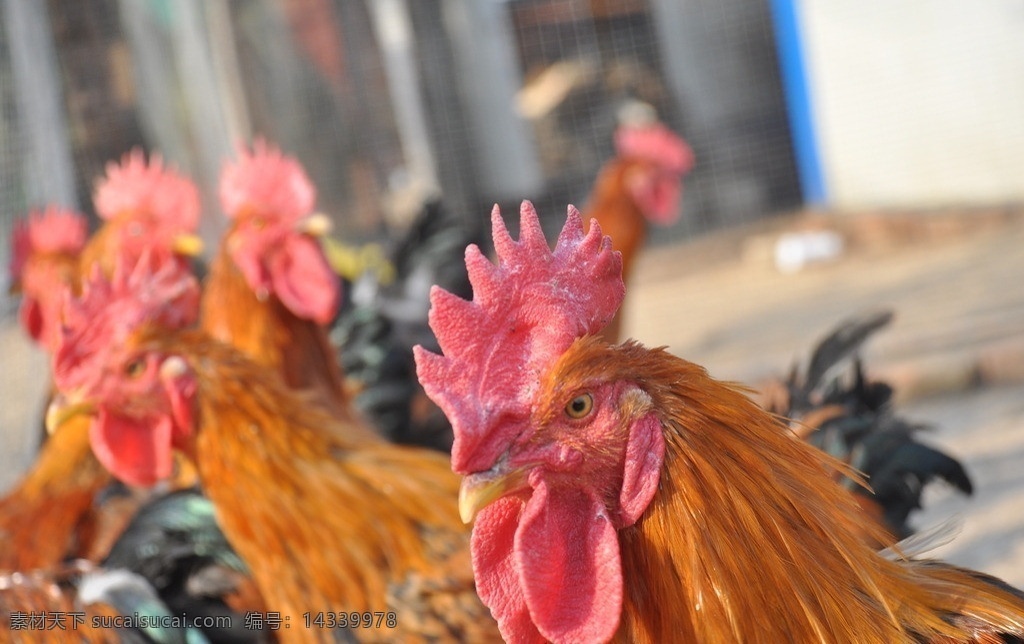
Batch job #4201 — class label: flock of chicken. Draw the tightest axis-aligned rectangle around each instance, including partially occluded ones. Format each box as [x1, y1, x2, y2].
[3, 118, 1024, 644]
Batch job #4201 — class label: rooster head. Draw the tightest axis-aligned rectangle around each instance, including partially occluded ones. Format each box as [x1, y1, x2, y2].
[416, 202, 664, 643]
[49, 247, 201, 487]
[614, 122, 694, 225]
[218, 139, 339, 325]
[10, 207, 88, 350]
[93, 149, 204, 265]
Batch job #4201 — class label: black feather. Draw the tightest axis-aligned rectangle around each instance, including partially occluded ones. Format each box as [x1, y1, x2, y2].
[803, 310, 894, 398]
[332, 198, 479, 451]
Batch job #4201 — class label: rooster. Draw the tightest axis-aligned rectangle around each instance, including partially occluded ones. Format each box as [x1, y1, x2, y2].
[47, 244, 499, 642]
[7, 207, 89, 457]
[415, 202, 1024, 643]
[0, 255, 209, 639]
[583, 107, 694, 342]
[200, 140, 360, 426]
[8, 207, 88, 353]
[762, 310, 974, 540]
[0, 154, 204, 572]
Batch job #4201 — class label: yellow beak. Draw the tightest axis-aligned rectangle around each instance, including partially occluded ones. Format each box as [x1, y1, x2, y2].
[172, 233, 205, 257]
[295, 213, 333, 237]
[45, 391, 96, 436]
[458, 465, 532, 524]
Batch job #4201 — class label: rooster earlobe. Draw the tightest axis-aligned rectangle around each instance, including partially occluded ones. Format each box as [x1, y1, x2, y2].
[618, 412, 665, 526]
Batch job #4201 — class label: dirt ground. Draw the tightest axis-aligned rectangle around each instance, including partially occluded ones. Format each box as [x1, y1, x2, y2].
[2, 207, 1023, 587]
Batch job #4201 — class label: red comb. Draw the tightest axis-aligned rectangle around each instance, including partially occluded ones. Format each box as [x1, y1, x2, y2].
[614, 123, 694, 175]
[9, 207, 87, 282]
[94, 150, 200, 233]
[219, 139, 315, 222]
[54, 248, 200, 393]
[415, 201, 624, 473]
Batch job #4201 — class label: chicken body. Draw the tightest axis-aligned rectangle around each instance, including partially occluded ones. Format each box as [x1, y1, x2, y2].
[0, 417, 110, 571]
[582, 122, 693, 342]
[201, 247, 359, 424]
[1, 154, 202, 572]
[417, 203, 1024, 643]
[200, 141, 359, 425]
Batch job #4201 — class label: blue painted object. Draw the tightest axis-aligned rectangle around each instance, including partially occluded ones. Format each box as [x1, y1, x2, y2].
[769, 0, 827, 205]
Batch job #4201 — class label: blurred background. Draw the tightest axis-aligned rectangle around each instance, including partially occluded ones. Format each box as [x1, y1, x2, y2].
[1, 0, 1023, 584]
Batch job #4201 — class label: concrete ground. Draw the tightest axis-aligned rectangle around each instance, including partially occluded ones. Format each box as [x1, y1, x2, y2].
[2, 206, 1023, 587]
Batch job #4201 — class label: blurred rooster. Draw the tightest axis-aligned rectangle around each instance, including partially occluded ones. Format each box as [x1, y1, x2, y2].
[583, 105, 694, 342]
[47, 241, 499, 641]
[7, 207, 88, 453]
[8, 207, 88, 352]
[200, 141, 359, 425]
[761, 310, 974, 540]
[416, 202, 1024, 643]
[331, 197, 480, 450]
[0, 154, 204, 572]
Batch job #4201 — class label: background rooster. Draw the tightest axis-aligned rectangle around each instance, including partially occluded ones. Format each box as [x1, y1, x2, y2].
[48, 234, 500, 641]
[8, 207, 88, 354]
[200, 141, 357, 425]
[0, 153, 205, 572]
[761, 309, 974, 540]
[416, 202, 1024, 643]
[583, 105, 694, 342]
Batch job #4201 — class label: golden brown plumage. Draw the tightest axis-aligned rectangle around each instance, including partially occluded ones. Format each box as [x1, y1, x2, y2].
[553, 339, 1023, 643]
[0, 153, 203, 572]
[200, 244, 357, 422]
[163, 329, 495, 642]
[585, 160, 652, 280]
[0, 418, 110, 571]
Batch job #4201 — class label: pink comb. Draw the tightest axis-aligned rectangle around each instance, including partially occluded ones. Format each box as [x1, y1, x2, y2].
[9, 207, 88, 282]
[219, 139, 315, 222]
[93, 149, 200, 233]
[415, 201, 624, 473]
[54, 248, 200, 393]
[614, 123, 694, 175]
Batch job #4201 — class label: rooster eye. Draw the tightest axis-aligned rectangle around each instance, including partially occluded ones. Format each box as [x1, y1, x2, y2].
[125, 358, 146, 378]
[565, 393, 594, 419]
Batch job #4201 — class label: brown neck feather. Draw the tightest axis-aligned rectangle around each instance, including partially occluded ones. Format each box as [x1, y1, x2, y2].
[558, 342, 1024, 643]
[201, 244, 351, 417]
[583, 160, 649, 276]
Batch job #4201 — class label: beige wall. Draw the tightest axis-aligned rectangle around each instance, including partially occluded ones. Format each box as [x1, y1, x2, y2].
[800, 1, 1024, 207]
